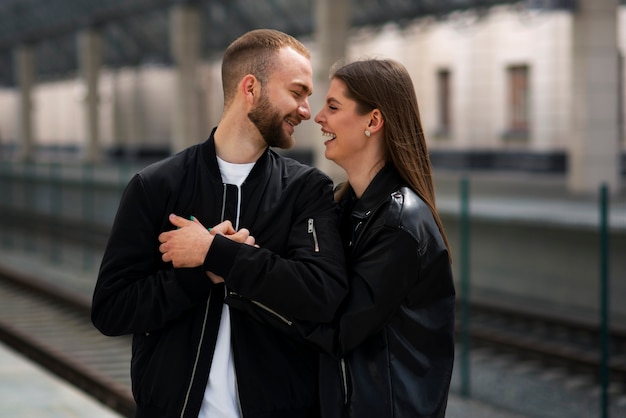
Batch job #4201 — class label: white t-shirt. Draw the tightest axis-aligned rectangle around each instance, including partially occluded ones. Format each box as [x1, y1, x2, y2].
[198, 156, 254, 418]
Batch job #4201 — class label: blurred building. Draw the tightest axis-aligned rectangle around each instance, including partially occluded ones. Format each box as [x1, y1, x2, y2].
[0, 2, 623, 190]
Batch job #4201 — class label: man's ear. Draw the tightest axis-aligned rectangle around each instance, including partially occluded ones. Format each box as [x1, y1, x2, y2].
[241, 74, 260, 105]
[368, 109, 384, 134]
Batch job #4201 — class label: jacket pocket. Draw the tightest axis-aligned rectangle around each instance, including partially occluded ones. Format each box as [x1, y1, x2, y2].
[131, 317, 199, 415]
[228, 290, 293, 326]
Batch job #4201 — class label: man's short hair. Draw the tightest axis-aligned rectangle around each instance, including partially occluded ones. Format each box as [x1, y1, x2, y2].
[221, 29, 310, 106]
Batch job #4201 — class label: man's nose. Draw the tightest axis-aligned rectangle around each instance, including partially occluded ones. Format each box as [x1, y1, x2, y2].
[298, 99, 311, 120]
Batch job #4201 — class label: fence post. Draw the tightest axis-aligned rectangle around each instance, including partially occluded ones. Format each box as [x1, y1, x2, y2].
[599, 183, 610, 418]
[82, 163, 95, 270]
[23, 161, 36, 253]
[1, 161, 14, 248]
[49, 162, 62, 264]
[460, 176, 471, 397]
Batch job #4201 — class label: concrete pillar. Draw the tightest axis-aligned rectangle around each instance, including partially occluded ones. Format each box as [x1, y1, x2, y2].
[308, 0, 351, 181]
[169, 5, 201, 153]
[130, 68, 146, 149]
[110, 68, 145, 157]
[533, 13, 570, 151]
[568, 0, 620, 194]
[14, 44, 35, 161]
[79, 28, 103, 163]
[454, 35, 476, 148]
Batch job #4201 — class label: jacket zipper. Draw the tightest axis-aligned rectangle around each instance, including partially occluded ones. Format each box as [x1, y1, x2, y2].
[250, 300, 293, 325]
[340, 358, 348, 405]
[221, 183, 245, 416]
[180, 291, 212, 417]
[220, 185, 228, 222]
[179, 182, 242, 416]
[236, 374, 244, 416]
[307, 218, 320, 253]
[229, 291, 293, 326]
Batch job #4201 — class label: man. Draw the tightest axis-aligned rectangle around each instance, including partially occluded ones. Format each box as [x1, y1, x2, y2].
[91, 29, 347, 418]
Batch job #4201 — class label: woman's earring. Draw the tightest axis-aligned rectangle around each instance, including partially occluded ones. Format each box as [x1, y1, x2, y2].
[365, 130, 371, 138]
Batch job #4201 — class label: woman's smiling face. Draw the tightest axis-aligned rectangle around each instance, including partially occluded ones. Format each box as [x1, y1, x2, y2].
[314, 78, 372, 171]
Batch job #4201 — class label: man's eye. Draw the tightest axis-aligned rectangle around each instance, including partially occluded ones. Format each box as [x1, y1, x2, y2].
[329, 105, 337, 110]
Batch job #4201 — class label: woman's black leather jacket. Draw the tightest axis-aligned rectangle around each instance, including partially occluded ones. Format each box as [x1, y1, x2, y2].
[318, 165, 456, 417]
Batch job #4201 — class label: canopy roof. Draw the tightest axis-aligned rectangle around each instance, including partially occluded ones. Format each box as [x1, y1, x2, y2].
[0, 0, 577, 87]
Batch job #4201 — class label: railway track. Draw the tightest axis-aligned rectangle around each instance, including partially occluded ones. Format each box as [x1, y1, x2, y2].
[0, 263, 624, 418]
[467, 297, 626, 384]
[0, 265, 135, 418]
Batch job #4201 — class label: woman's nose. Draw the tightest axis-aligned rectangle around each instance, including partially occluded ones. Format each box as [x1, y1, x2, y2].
[314, 109, 323, 124]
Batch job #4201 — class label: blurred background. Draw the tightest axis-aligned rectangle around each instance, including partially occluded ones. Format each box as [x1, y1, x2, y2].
[0, 0, 625, 417]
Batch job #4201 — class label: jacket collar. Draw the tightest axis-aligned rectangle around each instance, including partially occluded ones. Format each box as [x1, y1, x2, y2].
[347, 164, 403, 219]
[202, 127, 271, 185]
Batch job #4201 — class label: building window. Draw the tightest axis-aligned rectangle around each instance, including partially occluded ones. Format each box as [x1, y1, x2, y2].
[434, 68, 452, 139]
[504, 64, 530, 141]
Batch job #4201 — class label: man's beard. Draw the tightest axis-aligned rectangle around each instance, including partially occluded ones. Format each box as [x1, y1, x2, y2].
[248, 93, 295, 149]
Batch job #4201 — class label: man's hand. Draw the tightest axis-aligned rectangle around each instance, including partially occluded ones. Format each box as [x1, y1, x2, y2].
[209, 220, 256, 247]
[159, 215, 257, 268]
[204, 221, 258, 284]
[159, 214, 213, 268]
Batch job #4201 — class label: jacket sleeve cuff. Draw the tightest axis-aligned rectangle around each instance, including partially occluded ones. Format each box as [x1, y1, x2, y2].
[203, 234, 241, 278]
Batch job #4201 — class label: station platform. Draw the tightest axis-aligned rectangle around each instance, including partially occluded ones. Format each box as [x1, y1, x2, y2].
[0, 341, 122, 418]
[0, 339, 527, 418]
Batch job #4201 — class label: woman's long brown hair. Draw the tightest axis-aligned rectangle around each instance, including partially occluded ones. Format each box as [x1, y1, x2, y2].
[332, 59, 452, 262]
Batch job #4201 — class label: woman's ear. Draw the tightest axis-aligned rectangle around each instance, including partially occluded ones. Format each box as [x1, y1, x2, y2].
[368, 109, 384, 135]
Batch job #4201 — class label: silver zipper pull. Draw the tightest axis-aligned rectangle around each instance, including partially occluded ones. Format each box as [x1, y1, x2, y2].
[307, 218, 320, 253]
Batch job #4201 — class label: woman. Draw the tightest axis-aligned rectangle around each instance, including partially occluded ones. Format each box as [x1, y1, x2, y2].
[308, 59, 456, 418]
